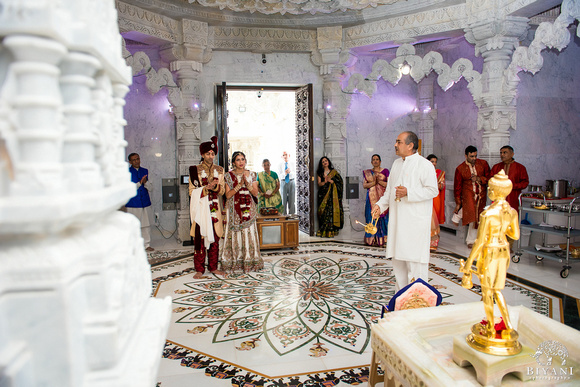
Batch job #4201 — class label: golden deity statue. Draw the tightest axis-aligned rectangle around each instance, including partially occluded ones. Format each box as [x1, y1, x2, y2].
[459, 170, 521, 356]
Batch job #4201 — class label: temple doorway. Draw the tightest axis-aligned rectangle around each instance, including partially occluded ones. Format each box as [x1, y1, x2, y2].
[226, 89, 295, 173]
[216, 85, 315, 235]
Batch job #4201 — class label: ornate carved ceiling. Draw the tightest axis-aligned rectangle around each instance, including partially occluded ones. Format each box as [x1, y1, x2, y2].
[188, 0, 405, 15]
[117, 0, 564, 54]
[118, 0, 466, 29]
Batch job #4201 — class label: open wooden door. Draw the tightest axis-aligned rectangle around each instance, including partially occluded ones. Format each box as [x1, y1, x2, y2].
[295, 84, 315, 235]
[215, 82, 229, 169]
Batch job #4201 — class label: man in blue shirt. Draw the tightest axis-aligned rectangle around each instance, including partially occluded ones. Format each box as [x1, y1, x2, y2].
[278, 151, 295, 215]
[126, 153, 154, 252]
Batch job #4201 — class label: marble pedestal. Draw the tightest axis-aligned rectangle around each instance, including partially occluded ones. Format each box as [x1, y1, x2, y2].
[453, 336, 536, 386]
[369, 302, 580, 387]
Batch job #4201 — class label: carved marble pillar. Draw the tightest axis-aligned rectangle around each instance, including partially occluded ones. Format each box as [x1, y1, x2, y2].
[4, 36, 67, 197]
[156, 19, 212, 243]
[169, 60, 203, 243]
[465, 16, 529, 165]
[0, 2, 169, 386]
[312, 26, 353, 234]
[322, 68, 349, 178]
[111, 83, 131, 187]
[411, 78, 437, 156]
[60, 52, 102, 192]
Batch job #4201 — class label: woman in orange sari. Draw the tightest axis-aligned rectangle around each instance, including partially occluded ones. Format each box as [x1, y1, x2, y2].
[363, 154, 389, 246]
[427, 154, 446, 251]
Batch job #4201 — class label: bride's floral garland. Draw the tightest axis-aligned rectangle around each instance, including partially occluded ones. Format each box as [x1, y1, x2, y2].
[234, 174, 252, 222]
[228, 171, 256, 227]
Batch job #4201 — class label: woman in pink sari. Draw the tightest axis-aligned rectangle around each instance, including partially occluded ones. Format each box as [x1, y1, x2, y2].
[363, 154, 389, 246]
[427, 154, 446, 251]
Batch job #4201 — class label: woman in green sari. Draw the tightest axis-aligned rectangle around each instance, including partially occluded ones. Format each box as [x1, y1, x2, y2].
[257, 159, 284, 214]
[316, 156, 344, 237]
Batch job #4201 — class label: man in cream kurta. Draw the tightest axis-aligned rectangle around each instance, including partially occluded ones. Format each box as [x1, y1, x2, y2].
[372, 131, 438, 290]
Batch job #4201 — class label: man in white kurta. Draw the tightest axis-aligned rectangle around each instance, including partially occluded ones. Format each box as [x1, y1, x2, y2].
[372, 131, 438, 290]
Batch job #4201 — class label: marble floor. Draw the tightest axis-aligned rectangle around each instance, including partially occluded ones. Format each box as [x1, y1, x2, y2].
[149, 225, 580, 387]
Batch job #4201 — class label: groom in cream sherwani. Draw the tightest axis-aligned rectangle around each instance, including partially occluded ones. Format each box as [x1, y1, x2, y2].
[372, 131, 438, 290]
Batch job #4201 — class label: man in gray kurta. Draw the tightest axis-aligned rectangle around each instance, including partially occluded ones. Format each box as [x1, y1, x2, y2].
[372, 131, 438, 290]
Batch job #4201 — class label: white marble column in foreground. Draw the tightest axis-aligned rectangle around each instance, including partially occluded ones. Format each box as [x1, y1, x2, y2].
[0, 1, 170, 386]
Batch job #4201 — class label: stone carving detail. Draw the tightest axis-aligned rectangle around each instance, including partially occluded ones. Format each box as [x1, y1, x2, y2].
[504, 0, 580, 104]
[124, 42, 175, 91]
[344, 44, 482, 103]
[317, 26, 342, 50]
[176, 121, 201, 141]
[295, 85, 312, 235]
[122, 39, 187, 111]
[477, 108, 516, 134]
[210, 26, 316, 52]
[344, 4, 466, 49]
[183, 19, 209, 46]
[372, 332, 423, 385]
[326, 121, 347, 139]
[189, 0, 403, 15]
[116, 1, 178, 43]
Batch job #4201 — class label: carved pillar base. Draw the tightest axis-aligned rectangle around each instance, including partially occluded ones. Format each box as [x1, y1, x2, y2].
[177, 209, 192, 243]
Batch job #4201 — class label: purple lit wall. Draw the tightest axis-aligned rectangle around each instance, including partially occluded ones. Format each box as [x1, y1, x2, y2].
[431, 37, 483, 178]
[123, 45, 177, 231]
[345, 54, 418, 224]
[514, 32, 580, 186]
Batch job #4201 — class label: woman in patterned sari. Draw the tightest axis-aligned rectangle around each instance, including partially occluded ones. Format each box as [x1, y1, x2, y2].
[363, 154, 389, 246]
[427, 154, 446, 251]
[220, 151, 264, 273]
[316, 156, 344, 237]
[257, 159, 284, 214]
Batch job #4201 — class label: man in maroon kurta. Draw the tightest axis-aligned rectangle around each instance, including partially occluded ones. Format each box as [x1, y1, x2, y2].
[454, 145, 491, 248]
[490, 146, 529, 212]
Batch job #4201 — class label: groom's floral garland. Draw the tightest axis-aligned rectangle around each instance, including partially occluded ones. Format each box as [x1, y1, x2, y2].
[200, 169, 221, 223]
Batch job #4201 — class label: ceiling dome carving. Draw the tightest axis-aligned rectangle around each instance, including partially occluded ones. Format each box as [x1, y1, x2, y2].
[188, 0, 404, 15]
[119, 0, 467, 29]
[118, 0, 565, 55]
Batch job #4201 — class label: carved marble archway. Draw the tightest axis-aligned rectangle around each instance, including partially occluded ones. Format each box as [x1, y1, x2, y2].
[344, 0, 580, 164]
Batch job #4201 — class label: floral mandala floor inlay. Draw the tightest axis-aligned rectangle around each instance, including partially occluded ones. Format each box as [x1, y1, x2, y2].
[170, 255, 392, 357]
[153, 243, 561, 385]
